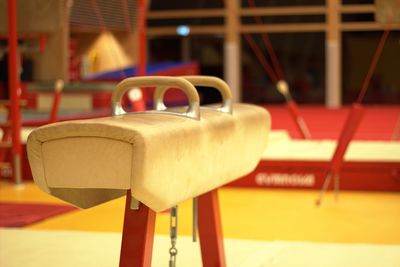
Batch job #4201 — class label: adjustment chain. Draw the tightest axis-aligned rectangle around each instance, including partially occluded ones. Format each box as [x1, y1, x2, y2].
[169, 205, 178, 267]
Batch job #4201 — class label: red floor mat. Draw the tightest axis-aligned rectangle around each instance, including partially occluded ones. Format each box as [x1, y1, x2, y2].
[265, 105, 400, 140]
[0, 202, 77, 227]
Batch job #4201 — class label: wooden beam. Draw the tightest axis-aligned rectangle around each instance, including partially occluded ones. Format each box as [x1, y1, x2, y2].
[341, 22, 400, 31]
[148, 22, 400, 37]
[326, 0, 341, 107]
[240, 23, 326, 33]
[147, 25, 225, 36]
[240, 6, 326, 16]
[340, 4, 376, 14]
[147, 5, 377, 20]
[225, 0, 241, 102]
[147, 9, 224, 19]
[70, 25, 128, 33]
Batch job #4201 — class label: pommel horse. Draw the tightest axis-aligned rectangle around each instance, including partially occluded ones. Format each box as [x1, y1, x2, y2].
[27, 76, 270, 267]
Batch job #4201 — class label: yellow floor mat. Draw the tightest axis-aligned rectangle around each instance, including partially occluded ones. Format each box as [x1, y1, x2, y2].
[1, 182, 399, 244]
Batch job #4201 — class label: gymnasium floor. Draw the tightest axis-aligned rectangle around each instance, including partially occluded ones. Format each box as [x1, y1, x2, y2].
[1, 182, 400, 266]
[1, 105, 399, 266]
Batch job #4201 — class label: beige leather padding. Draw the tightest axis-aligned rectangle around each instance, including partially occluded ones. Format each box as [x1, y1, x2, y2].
[27, 104, 270, 212]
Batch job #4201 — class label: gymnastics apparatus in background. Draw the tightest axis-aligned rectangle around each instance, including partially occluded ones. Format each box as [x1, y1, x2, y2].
[236, 0, 400, 201]
[27, 75, 271, 267]
[243, 0, 311, 140]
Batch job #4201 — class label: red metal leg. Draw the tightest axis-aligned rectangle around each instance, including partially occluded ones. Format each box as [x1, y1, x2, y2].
[198, 190, 226, 267]
[330, 103, 364, 174]
[49, 90, 62, 123]
[119, 191, 156, 267]
[7, 0, 22, 184]
[286, 100, 311, 140]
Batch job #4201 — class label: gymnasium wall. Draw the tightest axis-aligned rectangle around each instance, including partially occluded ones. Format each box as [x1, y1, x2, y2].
[342, 32, 400, 103]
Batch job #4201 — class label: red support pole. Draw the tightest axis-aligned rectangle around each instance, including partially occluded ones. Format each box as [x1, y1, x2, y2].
[330, 103, 365, 174]
[138, 0, 146, 78]
[243, 33, 278, 84]
[247, 0, 285, 81]
[198, 190, 227, 267]
[286, 100, 312, 139]
[48, 80, 64, 123]
[119, 191, 156, 267]
[7, 0, 22, 184]
[316, 103, 365, 206]
[392, 115, 400, 140]
[135, 0, 147, 111]
[49, 91, 61, 123]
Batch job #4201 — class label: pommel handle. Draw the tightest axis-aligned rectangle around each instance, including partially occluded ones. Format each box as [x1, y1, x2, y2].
[154, 75, 233, 114]
[113, 76, 200, 120]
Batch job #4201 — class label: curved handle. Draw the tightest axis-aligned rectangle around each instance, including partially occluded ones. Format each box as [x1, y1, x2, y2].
[112, 76, 200, 120]
[154, 76, 233, 114]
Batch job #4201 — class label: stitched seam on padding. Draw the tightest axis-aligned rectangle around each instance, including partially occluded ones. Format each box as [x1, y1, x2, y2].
[37, 135, 133, 145]
[39, 141, 51, 190]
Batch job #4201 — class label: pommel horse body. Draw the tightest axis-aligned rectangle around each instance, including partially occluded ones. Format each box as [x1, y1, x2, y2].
[27, 76, 270, 267]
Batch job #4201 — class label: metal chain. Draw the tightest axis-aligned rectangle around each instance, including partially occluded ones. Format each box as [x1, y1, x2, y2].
[169, 205, 178, 267]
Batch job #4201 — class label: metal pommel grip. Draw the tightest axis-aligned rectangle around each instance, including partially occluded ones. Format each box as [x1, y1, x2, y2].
[182, 76, 233, 114]
[112, 76, 200, 120]
[154, 75, 233, 114]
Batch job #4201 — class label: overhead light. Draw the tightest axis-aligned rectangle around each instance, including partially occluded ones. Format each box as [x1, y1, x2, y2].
[177, 25, 190, 37]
